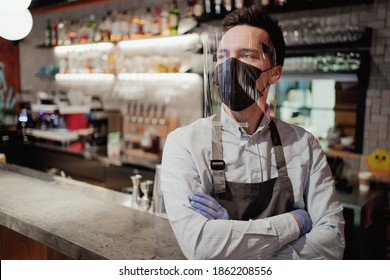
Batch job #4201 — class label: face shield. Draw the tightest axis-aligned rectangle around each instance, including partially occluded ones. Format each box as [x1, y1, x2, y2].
[202, 28, 277, 118]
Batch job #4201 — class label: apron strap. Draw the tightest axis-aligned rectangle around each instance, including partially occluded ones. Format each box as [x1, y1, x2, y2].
[269, 120, 288, 177]
[210, 115, 288, 193]
[211, 113, 226, 194]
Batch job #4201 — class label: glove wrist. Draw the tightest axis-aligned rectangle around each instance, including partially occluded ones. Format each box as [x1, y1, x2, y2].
[291, 213, 302, 229]
[291, 209, 312, 237]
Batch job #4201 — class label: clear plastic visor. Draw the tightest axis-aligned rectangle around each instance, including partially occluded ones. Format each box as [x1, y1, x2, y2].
[202, 30, 276, 118]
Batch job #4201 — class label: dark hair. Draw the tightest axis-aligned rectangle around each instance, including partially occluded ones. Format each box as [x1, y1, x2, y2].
[222, 5, 285, 66]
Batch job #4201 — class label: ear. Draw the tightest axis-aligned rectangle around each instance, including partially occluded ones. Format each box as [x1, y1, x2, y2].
[269, 66, 282, 84]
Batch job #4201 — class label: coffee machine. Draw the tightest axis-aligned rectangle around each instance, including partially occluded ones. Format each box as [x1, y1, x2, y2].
[84, 110, 122, 150]
[16, 102, 34, 139]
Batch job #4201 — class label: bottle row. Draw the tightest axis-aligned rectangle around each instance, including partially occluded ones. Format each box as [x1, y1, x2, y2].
[44, 0, 181, 47]
[47, 33, 200, 76]
[280, 17, 366, 47]
[283, 52, 362, 73]
[50, 51, 361, 77]
[43, 0, 261, 47]
[43, 53, 361, 78]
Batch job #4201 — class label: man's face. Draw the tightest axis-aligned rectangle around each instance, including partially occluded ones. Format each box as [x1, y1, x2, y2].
[215, 25, 277, 110]
[217, 25, 274, 70]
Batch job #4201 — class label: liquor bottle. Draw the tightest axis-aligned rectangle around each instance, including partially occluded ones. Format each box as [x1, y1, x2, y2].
[169, 0, 180, 35]
[186, 0, 196, 17]
[261, 0, 270, 6]
[57, 18, 68, 45]
[78, 20, 91, 44]
[235, 0, 244, 9]
[204, 0, 213, 15]
[68, 19, 80, 44]
[119, 10, 131, 40]
[160, 4, 170, 36]
[110, 10, 122, 42]
[143, 7, 153, 36]
[130, 10, 143, 38]
[44, 19, 52, 46]
[214, 0, 222, 14]
[193, 0, 204, 17]
[96, 15, 105, 42]
[51, 19, 58, 46]
[88, 14, 97, 42]
[102, 11, 113, 42]
[224, 0, 233, 12]
[151, 6, 161, 36]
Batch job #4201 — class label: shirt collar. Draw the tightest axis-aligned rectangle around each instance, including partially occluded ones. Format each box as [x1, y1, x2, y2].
[220, 104, 273, 139]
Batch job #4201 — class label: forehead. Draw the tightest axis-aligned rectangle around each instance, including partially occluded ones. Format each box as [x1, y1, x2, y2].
[219, 25, 271, 50]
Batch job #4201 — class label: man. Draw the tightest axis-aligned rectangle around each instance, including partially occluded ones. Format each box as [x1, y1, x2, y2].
[161, 5, 345, 259]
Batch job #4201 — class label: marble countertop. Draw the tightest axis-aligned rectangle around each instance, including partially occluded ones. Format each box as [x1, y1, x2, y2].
[0, 163, 185, 260]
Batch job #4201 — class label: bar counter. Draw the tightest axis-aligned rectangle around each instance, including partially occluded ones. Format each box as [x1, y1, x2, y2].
[1, 141, 158, 191]
[0, 163, 185, 260]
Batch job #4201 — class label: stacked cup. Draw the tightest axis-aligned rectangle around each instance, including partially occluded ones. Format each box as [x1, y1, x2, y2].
[358, 171, 372, 193]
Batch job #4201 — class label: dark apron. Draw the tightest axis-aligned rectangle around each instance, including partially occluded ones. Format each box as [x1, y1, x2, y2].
[210, 114, 294, 220]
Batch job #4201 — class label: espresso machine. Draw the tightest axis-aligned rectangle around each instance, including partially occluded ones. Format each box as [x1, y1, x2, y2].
[84, 110, 122, 151]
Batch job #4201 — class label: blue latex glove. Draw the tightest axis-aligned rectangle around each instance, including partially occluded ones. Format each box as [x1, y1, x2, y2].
[291, 209, 312, 236]
[189, 191, 230, 220]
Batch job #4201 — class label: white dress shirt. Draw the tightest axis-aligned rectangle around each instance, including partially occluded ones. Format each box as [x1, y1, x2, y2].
[161, 108, 345, 259]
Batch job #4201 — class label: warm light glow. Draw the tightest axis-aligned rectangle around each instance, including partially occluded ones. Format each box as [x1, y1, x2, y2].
[117, 73, 201, 83]
[0, 0, 31, 12]
[117, 34, 200, 52]
[55, 73, 116, 81]
[281, 73, 358, 82]
[55, 73, 201, 83]
[0, 0, 32, 41]
[54, 42, 115, 56]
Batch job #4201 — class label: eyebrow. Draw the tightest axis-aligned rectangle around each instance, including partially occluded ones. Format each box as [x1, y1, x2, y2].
[217, 48, 260, 54]
[240, 48, 260, 55]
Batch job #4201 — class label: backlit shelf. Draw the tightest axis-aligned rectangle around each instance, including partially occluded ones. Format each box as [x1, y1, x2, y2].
[55, 73, 116, 81]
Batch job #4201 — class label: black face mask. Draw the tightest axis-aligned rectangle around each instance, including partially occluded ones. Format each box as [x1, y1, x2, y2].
[215, 57, 272, 111]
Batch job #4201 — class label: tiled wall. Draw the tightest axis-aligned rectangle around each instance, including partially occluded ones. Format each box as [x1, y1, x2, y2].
[274, 2, 390, 135]
[270, 0, 390, 176]
[20, 0, 390, 177]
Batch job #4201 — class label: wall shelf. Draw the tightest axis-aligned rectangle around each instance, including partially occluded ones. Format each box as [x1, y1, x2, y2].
[263, 0, 374, 14]
[31, 103, 91, 114]
[55, 73, 115, 81]
[45, 34, 200, 54]
[52, 34, 202, 79]
[30, 0, 110, 15]
[54, 73, 201, 82]
[116, 73, 200, 82]
[193, 0, 374, 21]
[117, 34, 200, 53]
[53, 42, 115, 56]
[285, 28, 372, 57]
[277, 25, 372, 155]
[281, 73, 358, 82]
